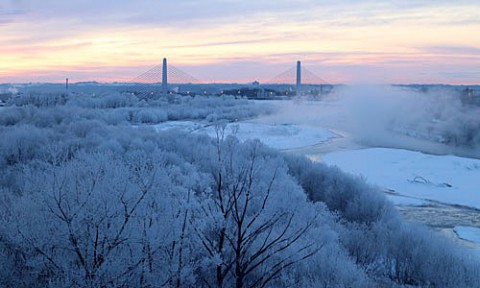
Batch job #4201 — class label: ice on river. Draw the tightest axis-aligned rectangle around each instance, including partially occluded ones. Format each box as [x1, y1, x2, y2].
[323, 148, 480, 209]
[454, 226, 480, 245]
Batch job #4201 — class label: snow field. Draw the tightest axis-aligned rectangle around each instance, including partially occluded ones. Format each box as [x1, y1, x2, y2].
[323, 148, 480, 210]
[155, 121, 337, 150]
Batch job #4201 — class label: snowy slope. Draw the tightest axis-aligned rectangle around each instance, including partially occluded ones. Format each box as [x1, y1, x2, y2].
[323, 148, 480, 209]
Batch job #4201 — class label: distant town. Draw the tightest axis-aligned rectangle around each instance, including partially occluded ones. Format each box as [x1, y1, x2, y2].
[1, 82, 479, 107]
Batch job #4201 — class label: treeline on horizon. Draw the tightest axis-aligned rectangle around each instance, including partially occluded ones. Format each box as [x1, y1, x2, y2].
[0, 91, 479, 287]
[5, 83, 480, 149]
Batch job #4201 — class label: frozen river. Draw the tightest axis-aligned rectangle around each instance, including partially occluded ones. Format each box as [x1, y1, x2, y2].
[254, 99, 480, 251]
[155, 99, 480, 251]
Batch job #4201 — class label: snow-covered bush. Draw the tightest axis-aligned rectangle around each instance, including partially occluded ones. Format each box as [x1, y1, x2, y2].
[0, 106, 27, 126]
[12, 92, 66, 107]
[132, 108, 168, 123]
[285, 154, 480, 287]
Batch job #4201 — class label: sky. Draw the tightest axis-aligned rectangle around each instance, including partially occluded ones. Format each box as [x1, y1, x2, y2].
[0, 0, 479, 84]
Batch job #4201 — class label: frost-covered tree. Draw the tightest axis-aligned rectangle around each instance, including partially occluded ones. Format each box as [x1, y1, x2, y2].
[2, 145, 206, 286]
[190, 124, 323, 288]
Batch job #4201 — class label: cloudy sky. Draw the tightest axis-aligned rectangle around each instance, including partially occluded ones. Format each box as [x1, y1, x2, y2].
[1, 0, 479, 84]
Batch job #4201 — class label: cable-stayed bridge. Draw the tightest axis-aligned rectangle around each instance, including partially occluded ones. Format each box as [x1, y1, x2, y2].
[127, 58, 202, 98]
[265, 62, 329, 86]
[132, 61, 201, 85]
[128, 58, 332, 97]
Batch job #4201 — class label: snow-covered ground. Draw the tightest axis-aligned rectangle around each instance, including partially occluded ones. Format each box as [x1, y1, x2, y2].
[154, 121, 205, 133]
[455, 226, 480, 244]
[154, 121, 336, 150]
[322, 148, 480, 209]
[323, 148, 480, 248]
[385, 194, 428, 206]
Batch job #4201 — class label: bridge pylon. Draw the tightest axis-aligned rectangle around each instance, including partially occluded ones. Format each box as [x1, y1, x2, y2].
[296, 60, 301, 96]
[162, 58, 168, 97]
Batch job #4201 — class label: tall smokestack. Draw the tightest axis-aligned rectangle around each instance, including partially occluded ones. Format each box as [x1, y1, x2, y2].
[65, 78, 69, 96]
[162, 58, 168, 97]
[296, 60, 301, 96]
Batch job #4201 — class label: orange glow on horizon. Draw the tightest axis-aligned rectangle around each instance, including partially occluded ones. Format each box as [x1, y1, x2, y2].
[1, 3, 479, 84]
